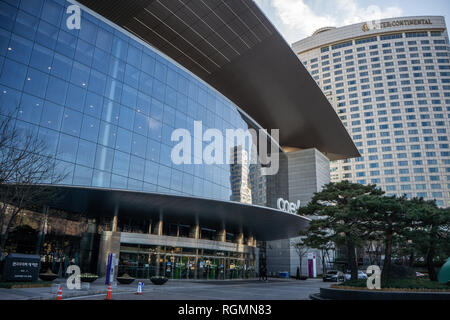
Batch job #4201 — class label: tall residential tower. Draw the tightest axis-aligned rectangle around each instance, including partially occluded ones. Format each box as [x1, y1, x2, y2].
[293, 16, 450, 207]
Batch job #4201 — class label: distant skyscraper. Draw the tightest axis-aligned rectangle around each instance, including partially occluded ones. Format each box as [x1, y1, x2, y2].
[230, 146, 252, 204]
[249, 162, 267, 206]
[293, 16, 450, 207]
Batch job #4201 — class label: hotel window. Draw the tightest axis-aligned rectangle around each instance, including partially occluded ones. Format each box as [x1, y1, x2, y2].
[406, 32, 428, 38]
[356, 37, 377, 45]
[382, 34, 403, 41]
[332, 41, 353, 50]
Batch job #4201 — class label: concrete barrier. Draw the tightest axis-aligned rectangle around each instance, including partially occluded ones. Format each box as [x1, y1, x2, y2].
[320, 287, 450, 300]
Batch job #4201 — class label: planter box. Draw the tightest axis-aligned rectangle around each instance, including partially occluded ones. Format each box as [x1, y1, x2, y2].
[150, 277, 168, 285]
[39, 274, 58, 282]
[80, 276, 98, 283]
[117, 277, 135, 285]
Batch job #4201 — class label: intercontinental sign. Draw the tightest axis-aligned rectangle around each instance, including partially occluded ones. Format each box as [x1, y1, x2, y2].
[362, 18, 432, 32]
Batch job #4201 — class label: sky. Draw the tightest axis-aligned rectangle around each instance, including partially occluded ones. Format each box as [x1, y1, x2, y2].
[254, 0, 450, 44]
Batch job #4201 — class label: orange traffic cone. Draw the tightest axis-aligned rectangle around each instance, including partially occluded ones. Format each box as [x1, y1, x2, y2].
[105, 284, 112, 300]
[56, 285, 63, 300]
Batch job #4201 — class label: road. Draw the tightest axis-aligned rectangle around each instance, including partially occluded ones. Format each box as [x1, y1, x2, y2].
[67, 279, 332, 300]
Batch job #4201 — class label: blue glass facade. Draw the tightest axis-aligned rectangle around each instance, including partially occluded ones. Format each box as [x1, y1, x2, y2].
[0, 0, 284, 206]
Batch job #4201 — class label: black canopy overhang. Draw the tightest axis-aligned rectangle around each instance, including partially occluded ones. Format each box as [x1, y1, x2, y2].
[44, 185, 310, 241]
[74, 0, 360, 161]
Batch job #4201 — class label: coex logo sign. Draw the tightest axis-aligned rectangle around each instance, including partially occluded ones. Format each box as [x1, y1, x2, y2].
[277, 198, 301, 214]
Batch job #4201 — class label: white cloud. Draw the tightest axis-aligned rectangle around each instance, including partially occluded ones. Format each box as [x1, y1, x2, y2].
[254, 0, 403, 43]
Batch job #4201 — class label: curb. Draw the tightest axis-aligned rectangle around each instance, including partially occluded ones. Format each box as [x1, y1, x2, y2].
[309, 293, 329, 300]
[320, 287, 450, 301]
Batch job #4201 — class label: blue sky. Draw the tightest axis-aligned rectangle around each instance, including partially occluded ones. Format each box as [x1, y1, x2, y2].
[254, 0, 450, 44]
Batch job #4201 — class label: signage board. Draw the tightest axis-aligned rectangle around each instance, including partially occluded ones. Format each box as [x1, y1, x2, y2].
[308, 253, 317, 278]
[362, 18, 432, 32]
[2, 253, 41, 282]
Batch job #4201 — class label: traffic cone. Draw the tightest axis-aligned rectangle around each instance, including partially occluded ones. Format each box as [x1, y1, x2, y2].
[56, 285, 63, 300]
[136, 282, 142, 295]
[105, 284, 112, 300]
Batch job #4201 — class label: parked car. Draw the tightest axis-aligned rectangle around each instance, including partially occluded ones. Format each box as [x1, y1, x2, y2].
[416, 272, 425, 278]
[344, 270, 368, 281]
[323, 270, 345, 282]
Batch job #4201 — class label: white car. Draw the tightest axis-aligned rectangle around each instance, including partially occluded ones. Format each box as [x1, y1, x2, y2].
[344, 270, 368, 280]
[416, 272, 425, 278]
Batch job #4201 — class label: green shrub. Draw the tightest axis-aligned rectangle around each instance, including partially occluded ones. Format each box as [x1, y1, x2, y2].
[389, 264, 416, 279]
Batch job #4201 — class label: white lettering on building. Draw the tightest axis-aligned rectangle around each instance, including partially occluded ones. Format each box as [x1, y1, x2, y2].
[277, 198, 301, 214]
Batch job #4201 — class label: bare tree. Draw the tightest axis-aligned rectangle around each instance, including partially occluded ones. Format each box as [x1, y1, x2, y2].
[0, 113, 66, 260]
[291, 238, 310, 277]
[319, 244, 335, 274]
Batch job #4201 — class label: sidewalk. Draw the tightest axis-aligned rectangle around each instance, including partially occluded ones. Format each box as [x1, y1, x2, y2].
[0, 277, 139, 300]
[0, 277, 294, 300]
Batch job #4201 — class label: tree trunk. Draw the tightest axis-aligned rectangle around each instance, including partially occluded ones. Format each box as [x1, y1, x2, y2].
[299, 258, 302, 277]
[382, 230, 393, 284]
[408, 252, 415, 268]
[426, 245, 437, 281]
[0, 232, 7, 260]
[347, 241, 358, 280]
[35, 207, 48, 255]
[0, 211, 18, 260]
[321, 250, 326, 274]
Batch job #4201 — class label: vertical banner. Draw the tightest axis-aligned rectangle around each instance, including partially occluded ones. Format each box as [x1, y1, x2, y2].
[308, 253, 317, 278]
[105, 253, 112, 285]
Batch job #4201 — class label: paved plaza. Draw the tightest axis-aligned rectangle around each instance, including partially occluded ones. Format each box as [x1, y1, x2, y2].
[0, 278, 332, 301]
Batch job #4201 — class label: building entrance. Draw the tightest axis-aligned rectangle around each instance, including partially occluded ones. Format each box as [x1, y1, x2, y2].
[118, 244, 256, 280]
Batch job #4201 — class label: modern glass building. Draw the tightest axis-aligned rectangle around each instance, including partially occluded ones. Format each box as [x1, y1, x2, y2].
[0, 0, 357, 280]
[294, 16, 450, 208]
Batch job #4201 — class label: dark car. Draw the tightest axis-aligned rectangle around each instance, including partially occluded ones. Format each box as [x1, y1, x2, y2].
[323, 270, 345, 282]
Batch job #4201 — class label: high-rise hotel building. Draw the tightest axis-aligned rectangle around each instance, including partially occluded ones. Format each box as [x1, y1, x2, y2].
[293, 16, 450, 207]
